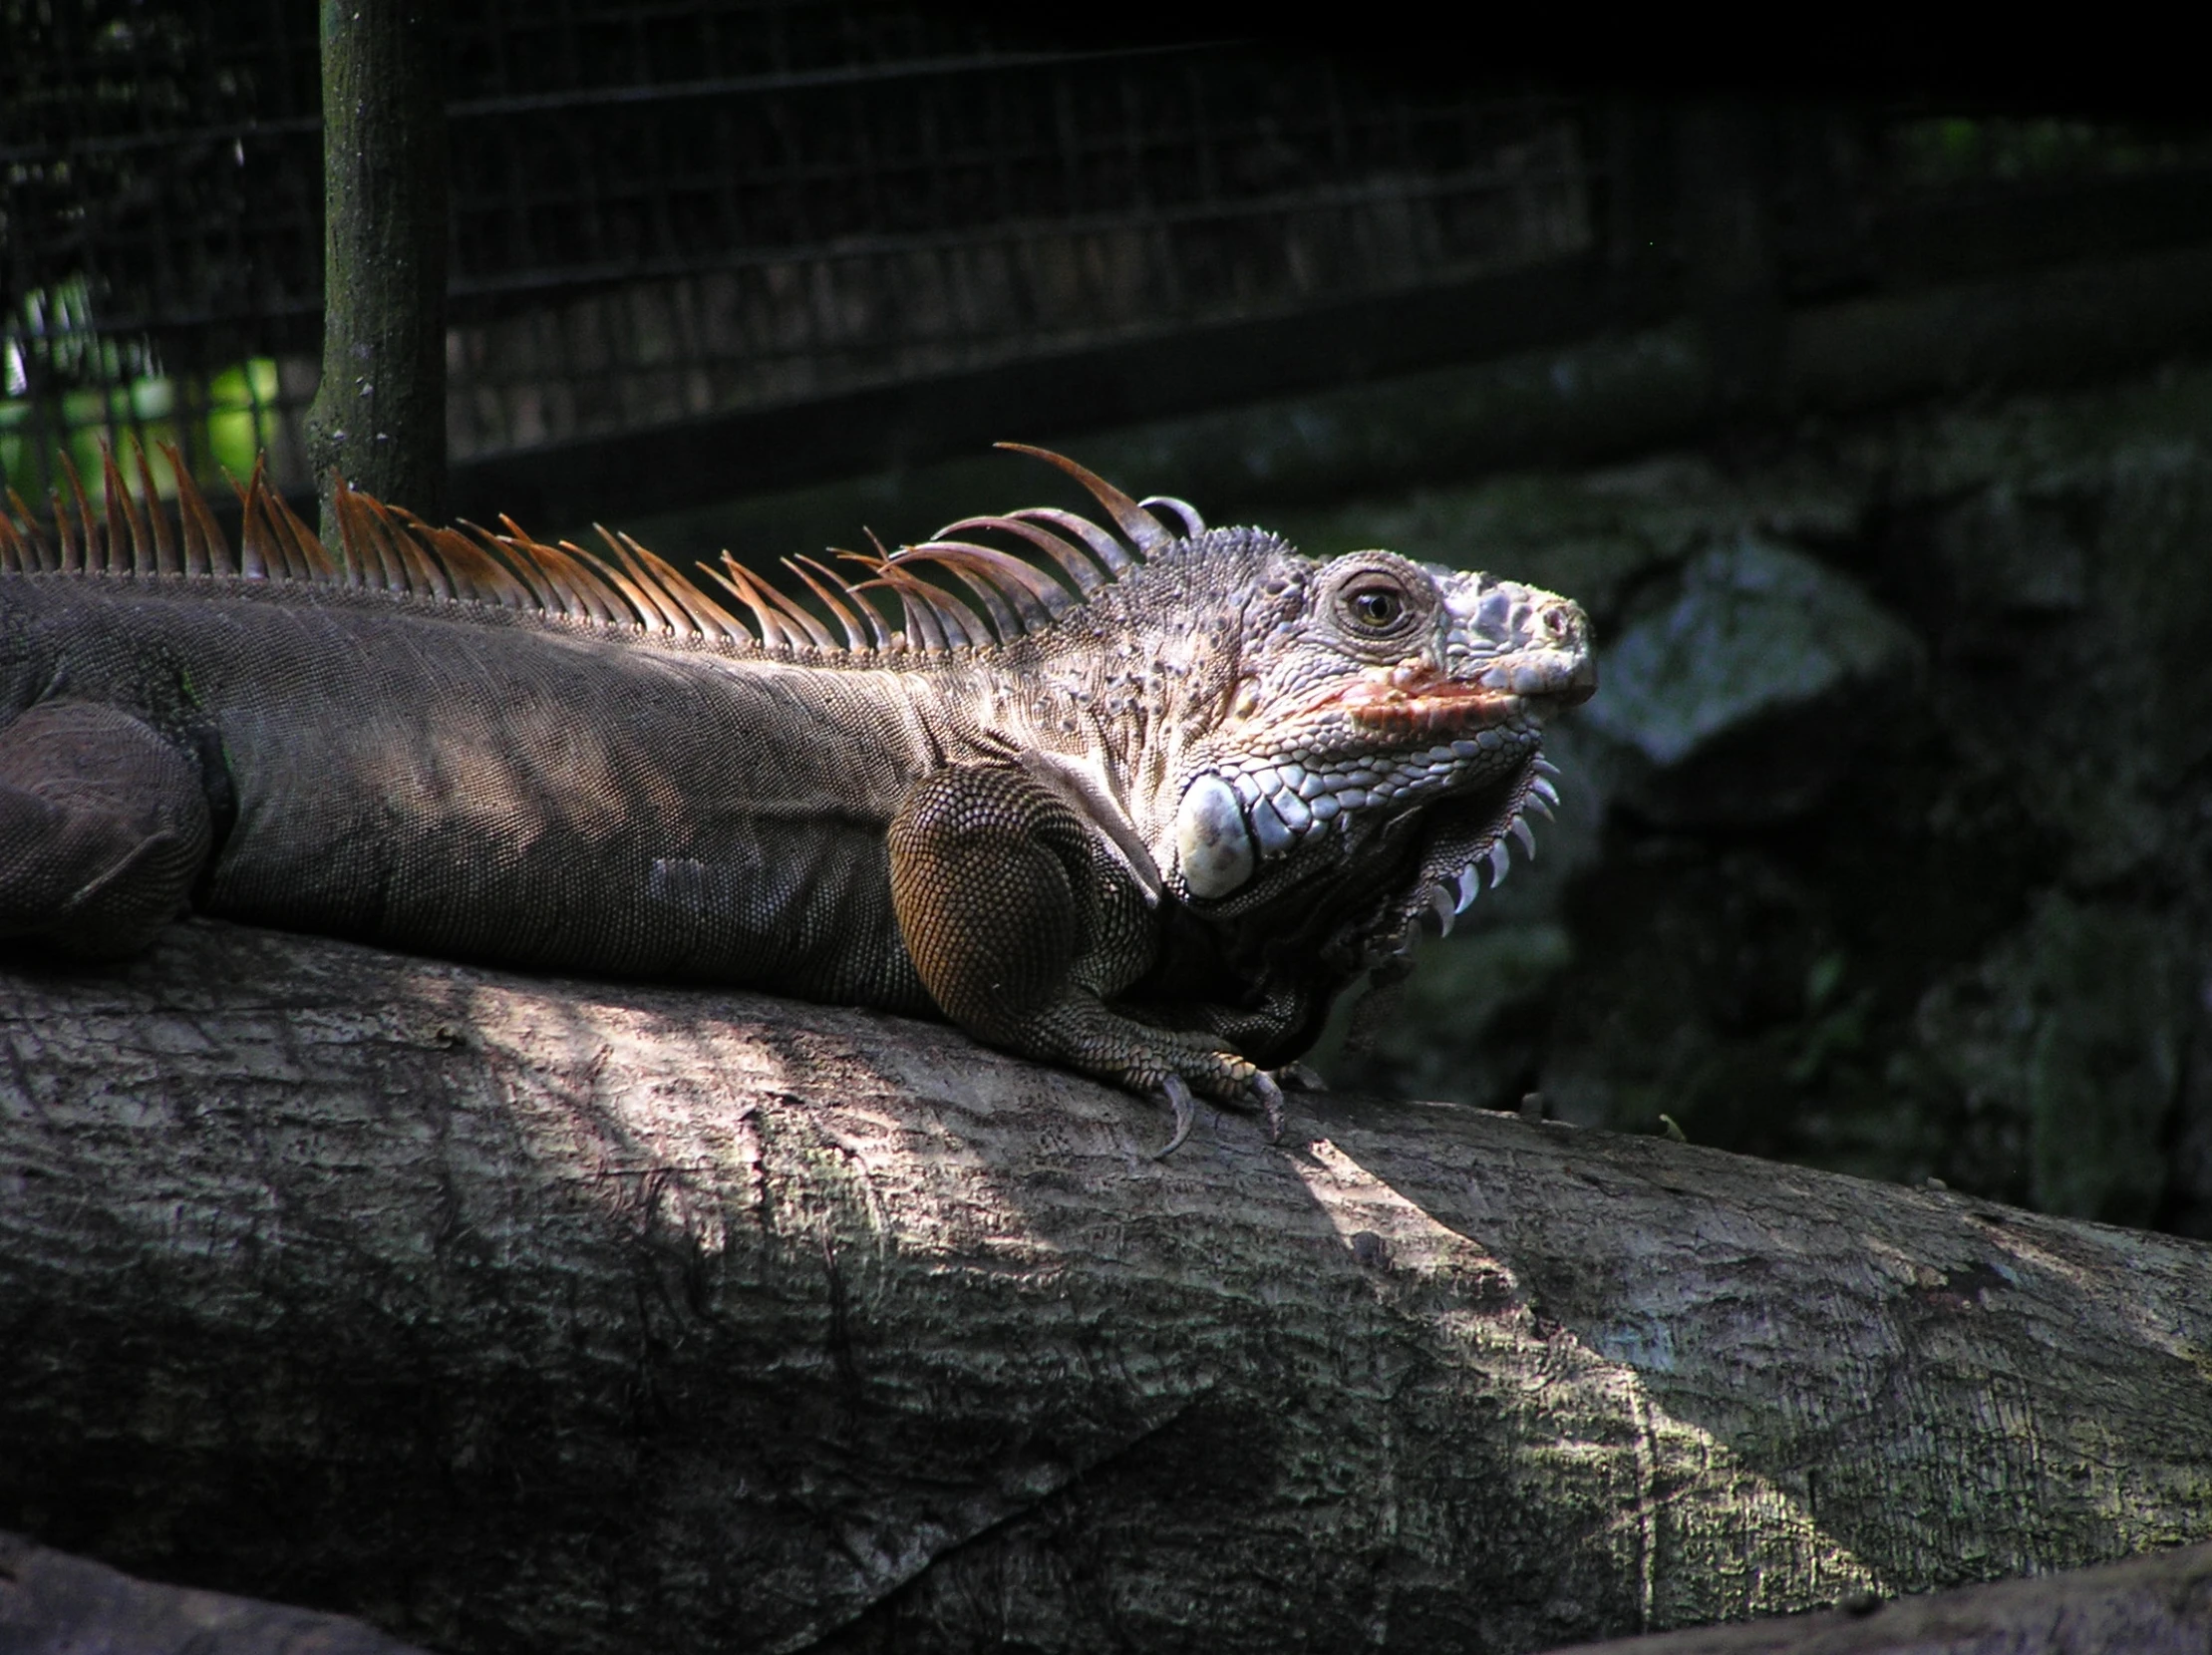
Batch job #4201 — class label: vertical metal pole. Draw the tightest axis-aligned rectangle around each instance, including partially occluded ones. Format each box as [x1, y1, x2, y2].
[303, 0, 450, 536]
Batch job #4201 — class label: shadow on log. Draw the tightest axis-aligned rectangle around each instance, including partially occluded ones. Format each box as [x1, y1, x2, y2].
[3, 920, 2210, 1653]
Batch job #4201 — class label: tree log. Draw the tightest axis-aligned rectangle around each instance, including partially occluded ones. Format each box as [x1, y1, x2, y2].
[3, 920, 2209, 1654]
[9, 1533, 2210, 1655]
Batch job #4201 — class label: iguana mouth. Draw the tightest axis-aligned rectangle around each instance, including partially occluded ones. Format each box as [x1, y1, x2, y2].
[1337, 676, 1524, 739]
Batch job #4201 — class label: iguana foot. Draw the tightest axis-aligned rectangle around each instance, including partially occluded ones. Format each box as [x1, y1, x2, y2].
[1276, 1061, 1328, 1094]
[1150, 1066, 1285, 1157]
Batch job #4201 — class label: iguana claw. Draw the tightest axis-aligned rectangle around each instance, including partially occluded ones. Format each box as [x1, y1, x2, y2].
[1251, 1071, 1286, 1144]
[1153, 1073, 1197, 1158]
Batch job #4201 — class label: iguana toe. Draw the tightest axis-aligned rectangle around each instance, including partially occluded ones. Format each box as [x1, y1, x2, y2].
[1249, 1071, 1286, 1144]
[1152, 1073, 1198, 1159]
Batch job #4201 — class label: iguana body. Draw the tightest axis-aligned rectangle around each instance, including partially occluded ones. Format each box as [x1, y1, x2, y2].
[0, 445, 1592, 1146]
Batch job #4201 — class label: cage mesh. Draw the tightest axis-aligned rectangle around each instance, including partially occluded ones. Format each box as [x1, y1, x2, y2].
[6, 0, 2210, 513]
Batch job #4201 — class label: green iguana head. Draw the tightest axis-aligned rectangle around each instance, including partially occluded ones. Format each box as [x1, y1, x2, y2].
[897, 447, 1596, 970]
[1165, 539, 1593, 933]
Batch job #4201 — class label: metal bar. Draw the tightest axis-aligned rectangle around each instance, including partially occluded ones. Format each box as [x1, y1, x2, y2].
[444, 44, 1224, 118]
[0, 44, 1233, 163]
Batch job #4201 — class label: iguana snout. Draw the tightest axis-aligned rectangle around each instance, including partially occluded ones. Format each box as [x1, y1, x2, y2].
[1442, 571, 1596, 703]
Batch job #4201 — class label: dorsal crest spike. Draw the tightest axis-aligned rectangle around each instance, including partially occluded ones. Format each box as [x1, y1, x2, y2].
[1139, 494, 1205, 537]
[938, 514, 1097, 601]
[708, 550, 832, 650]
[133, 445, 179, 573]
[396, 509, 535, 609]
[226, 459, 274, 579]
[157, 442, 226, 574]
[337, 478, 405, 588]
[0, 501, 34, 572]
[995, 442, 1171, 554]
[5, 490, 53, 570]
[537, 538, 633, 623]
[803, 553, 892, 650]
[362, 486, 449, 596]
[99, 443, 153, 575]
[702, 556, 790, 649]
[610, 530, 754, 645]
[458, 519, 557, 609]
[591, 523, 686, 633]
[895, 541, 1029, 639]
[900, 538, 1070, 630]
[840, 552, 948, 651]
[782, 555, 871, 652]
[602, 530, 700, 636]
[47, 489, 80, 572]
[57, 453, 97, 572]
[869, 560, 988, 649]
[1007, 505, 1134, 577]
[265, 486, 337, 580]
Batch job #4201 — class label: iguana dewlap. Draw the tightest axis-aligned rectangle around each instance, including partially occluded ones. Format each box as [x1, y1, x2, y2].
[0, 443, 1592, 1150]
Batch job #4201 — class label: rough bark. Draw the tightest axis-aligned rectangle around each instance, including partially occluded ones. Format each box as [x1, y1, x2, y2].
[9, 1533, 2209, 1655]
[2, 920, 2209, 1655]
[301, 0, 449, 535]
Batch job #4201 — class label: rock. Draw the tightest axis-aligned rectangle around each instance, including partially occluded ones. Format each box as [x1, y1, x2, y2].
[1579, 536, 1923, 826]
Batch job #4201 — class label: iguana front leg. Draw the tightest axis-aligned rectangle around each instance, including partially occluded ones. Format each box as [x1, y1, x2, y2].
[888, 764, 1283, 1150]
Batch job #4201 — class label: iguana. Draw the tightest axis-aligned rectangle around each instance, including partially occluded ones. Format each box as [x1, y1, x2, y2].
[0, 442, 1593, 1151]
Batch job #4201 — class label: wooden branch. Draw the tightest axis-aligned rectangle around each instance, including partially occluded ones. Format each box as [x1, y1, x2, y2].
[3, 920, 2209, 1654]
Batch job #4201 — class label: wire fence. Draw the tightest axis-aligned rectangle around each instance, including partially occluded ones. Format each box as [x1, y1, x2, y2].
[7, 0, 2212, 520]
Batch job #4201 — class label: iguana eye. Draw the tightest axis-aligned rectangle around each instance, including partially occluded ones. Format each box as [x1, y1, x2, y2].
[1321, 553, 1435, 646]
[1346, 583, 1407, 631]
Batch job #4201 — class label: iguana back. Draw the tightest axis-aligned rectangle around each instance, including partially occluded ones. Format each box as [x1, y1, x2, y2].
[2, 567, 934, 1005]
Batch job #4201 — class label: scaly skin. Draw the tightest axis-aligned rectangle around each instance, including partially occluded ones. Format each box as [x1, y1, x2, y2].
[0, 446, 1593, 1148]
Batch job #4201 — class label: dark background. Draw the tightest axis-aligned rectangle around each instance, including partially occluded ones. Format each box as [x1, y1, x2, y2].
[6, 0, 2212, 1232]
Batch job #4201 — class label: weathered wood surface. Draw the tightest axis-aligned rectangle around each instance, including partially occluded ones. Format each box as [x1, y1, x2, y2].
[9, 1532, 2209, 1655]
[3, 920, 2209, 1654]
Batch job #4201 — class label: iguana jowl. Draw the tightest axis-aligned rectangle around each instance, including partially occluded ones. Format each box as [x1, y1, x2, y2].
[0, 443, 1593, 1149]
